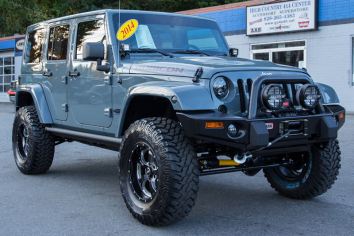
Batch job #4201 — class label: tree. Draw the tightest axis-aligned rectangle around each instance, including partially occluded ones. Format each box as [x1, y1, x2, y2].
[0, 0, 248, 37]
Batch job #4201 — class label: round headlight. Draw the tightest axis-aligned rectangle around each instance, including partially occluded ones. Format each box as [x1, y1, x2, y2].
[296, 84, 321, 109]
[261, 84, 286, 110]
[213, 77, 229, 99]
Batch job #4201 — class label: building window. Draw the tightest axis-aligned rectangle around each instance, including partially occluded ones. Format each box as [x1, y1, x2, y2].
[0, 56, 15, 93]
[251, 40, 306, 69]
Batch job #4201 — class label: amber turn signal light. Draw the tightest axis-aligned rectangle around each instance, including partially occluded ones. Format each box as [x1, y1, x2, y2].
[339, 113, 344, 119]
[205, 122, 224, 128]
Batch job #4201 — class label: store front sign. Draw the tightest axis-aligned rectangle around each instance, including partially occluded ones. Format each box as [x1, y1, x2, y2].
[15, 37, 25, 54]
[246, 0, 317, 36]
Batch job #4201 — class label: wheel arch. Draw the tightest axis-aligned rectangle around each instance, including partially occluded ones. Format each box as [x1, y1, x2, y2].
[315, 82, 340, 104]
[15, 84, 53, 124]
[118, 82, 215, 136]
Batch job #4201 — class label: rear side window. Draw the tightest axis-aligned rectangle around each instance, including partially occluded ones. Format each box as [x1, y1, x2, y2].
[47, 25, 70, 60]
[76, 20, 105, 60]
[25, 29, 45, 63]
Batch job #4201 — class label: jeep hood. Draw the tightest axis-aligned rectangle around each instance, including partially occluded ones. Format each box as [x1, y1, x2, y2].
[128, 56, 307, 79]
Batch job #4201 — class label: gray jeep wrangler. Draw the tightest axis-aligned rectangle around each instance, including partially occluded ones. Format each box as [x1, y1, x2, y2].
[13, 10, 345, 226]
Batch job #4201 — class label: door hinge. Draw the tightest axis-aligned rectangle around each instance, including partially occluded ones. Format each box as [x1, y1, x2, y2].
[62, 103, 68, 112]
[104, 75, 113, 85]
[104, 108, 113, 118]
[62, 76, 68, 84]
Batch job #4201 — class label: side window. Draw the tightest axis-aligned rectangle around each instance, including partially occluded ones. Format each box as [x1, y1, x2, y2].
[76, 20, 105, 60]
[25, 29, 45, 63]
[47, 25, 70, 60]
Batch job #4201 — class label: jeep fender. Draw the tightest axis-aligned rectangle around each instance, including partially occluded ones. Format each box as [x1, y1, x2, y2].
[315, 82, 340, 104]
[117, 81, 215, 136]
[122, 81, 215, 111]
[15, 84, 53, 124]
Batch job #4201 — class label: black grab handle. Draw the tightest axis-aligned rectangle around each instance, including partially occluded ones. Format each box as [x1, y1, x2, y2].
[68, 71, 80, 76]
[42, 72, 52, 76]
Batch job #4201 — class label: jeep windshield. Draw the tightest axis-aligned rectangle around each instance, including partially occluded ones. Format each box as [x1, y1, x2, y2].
[112, 12, 229, 56]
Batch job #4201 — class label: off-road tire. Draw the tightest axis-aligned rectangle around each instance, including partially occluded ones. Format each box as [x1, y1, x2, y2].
[118, 117, 199, 226]
[264, 139, 341, 199]
[12, 106, 55, 174]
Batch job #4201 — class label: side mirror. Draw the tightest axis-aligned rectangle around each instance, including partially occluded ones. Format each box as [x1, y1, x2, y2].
[229, 48, 238, 57]
[83, 42, 104, 61]
[82, 42, 110, 73]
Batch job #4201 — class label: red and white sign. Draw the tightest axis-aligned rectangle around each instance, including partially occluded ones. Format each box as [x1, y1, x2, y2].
[246, 0, 317, 36]
[298, 21, 310, 28]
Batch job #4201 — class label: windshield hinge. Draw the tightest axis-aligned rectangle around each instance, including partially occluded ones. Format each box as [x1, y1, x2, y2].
[193, 67, 203, 83]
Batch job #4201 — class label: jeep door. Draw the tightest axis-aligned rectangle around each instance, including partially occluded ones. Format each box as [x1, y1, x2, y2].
[68, 15, 112, 128]
[42, 21, 72, 121]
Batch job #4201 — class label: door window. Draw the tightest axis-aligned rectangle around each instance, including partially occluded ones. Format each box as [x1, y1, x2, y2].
[47, 25, 70, 60]
[251, 40, 306, 69]
[25, 29, 45, 63]
[76, 20, 105, 60]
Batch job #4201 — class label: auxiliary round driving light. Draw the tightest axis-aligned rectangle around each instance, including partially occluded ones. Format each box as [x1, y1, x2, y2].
[296, 84, 321, 109]
[227, 124, 238, 137]
[261, 84, 286, 110]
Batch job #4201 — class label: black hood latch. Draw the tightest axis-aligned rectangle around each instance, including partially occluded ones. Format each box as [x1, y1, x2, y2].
[193, 67, 203, 83]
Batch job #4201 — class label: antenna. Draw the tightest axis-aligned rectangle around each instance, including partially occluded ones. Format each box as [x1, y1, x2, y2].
[118, 0, 121, 84]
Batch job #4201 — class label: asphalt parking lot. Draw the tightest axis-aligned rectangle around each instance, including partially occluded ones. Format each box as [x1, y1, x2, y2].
[0, 102, 353, 235]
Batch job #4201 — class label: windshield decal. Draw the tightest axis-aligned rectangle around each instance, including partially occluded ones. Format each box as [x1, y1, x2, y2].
[117, 19, 138, 41]
[135, 25, 156, 49]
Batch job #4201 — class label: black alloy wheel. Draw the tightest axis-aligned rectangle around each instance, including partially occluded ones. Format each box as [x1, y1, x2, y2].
[129, 142, 159, 203]
[119, 117, 199, 226]
[12, 106, 55, 174]
[16, 122, 30, 163]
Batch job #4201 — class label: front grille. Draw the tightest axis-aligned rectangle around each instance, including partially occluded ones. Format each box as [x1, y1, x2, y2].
[237, 79, 246, 113]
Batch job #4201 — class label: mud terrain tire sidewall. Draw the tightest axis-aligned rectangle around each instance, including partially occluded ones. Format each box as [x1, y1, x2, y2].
[12, 106, 55, 174]
[118, 117, 199, 226]
[264, 139, 341, 199]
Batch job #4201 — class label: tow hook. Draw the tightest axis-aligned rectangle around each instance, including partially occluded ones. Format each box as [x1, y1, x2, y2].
[234, 153, 253, 164]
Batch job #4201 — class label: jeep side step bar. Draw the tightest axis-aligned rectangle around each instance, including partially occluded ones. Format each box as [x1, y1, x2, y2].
[45, 127, 122, 151]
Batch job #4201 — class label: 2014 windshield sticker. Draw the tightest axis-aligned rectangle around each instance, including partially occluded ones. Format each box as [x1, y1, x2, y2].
[117, 19, 139, 41]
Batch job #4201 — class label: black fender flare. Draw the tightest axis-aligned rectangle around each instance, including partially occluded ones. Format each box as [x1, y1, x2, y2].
[15, 84, 53, 124]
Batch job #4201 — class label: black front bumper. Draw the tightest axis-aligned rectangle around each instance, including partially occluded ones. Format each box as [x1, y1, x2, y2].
[177, 105, 345, 151]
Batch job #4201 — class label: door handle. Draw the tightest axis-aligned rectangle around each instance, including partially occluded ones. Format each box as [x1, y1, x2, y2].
[42, 72, 52, 76]
[68, 71, 80, 76]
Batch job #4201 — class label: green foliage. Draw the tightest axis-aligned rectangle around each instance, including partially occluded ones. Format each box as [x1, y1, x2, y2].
[0, 0, 247, 37]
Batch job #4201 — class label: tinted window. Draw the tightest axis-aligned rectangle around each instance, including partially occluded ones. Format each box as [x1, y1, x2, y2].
[26, 29, 45, 63]
[76, 20, 105, 60]
[48, 25, 70, 60]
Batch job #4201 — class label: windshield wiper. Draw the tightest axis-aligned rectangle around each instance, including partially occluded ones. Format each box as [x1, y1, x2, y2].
[129, 48, 174, 58]
[172, 50, 210, 56]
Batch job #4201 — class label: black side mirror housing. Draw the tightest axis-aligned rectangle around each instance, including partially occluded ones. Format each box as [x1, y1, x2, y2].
[82, 42, 110, 73]
[229, 48, 239, 57]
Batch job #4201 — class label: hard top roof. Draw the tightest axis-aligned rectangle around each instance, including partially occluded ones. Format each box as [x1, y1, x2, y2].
[28, 9, 216, 28]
